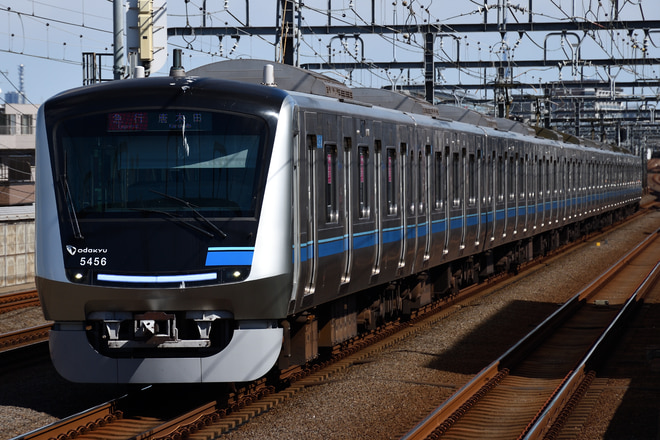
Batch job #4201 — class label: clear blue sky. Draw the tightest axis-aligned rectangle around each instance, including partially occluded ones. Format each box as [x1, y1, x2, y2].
[0, 0, 656, 104]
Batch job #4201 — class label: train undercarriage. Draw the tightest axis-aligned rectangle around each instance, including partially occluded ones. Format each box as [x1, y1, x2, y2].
[278, 203, 638, 371]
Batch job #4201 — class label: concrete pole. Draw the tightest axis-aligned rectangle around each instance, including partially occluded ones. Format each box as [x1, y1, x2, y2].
[114, 0, 125, 80]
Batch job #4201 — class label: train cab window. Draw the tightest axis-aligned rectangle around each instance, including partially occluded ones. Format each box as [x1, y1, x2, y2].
[57, 109, 267, 219]
[358, 146, 370, 219]
[386, 148, 398, 215]
[434, 151, 444, 210]
[325, 144, 338, 223]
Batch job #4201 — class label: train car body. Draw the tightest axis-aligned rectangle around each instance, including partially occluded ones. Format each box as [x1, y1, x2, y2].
[36, 60, 643, 383]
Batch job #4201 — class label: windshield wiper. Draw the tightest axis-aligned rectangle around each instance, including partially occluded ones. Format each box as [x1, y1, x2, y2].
[131, 208, 215, 238]
[149, 190, 228, 239]
[61, 176, 84, 240]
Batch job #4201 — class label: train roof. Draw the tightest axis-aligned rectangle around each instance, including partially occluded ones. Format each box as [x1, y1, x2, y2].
[191, 59, 624, 153]
[189, 59, 355, 101]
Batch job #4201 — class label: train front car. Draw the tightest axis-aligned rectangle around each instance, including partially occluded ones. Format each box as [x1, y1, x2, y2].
[36, 76, 295, 383]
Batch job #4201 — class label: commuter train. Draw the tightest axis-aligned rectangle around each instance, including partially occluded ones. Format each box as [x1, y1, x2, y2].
[35, 58, 643, 383]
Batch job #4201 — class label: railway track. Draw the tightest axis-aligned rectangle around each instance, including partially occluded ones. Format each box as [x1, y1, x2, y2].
[0, 324, 50, 353]
[400, 228, 660, 440]
[0, 289, 39, 314]
[11, 208, 657, 440]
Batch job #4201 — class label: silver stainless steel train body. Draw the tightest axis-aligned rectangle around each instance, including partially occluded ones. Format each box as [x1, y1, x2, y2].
[35, 60, 643, 383]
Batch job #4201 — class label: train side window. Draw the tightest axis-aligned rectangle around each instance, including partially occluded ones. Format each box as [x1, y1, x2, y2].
[537, 158, 543, 198]
[434, 151, 443, 210]
[508, 154, 515, 201]
[419, 149, 427, 215]
[358, 146, 370, 219]
[518, 156, 525, 199]
[485, 151, 493, 204]
[403, 144, 413, 215]
[386, 148, 397, 215]
[452, 152, 460, 207]
[545, 158, 550, 196]
[325, 144, 338, 223]
[497, 155, 504, 202]
[468, 152, 476, 206]
[577, 162, 583, 190]
[526, 154, 533, 198]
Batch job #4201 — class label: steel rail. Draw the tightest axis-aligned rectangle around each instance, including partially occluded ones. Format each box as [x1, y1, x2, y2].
[401, 229, 660, 440]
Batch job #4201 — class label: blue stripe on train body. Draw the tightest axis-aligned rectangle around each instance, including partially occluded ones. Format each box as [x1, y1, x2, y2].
[293, 188, 634, 263]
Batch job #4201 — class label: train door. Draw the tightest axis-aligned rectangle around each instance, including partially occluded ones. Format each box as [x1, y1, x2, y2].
[577, 158, 584, 217]
[304, 112, 346, 303]
[505, 149, 515, 238]
[379, 123, 402, 278]
[372, 133, 383, 279]
[561, 157, 568, 221]
[517, 152, 526, 234]
[540, 156, 547, 228]
[586, 160, 593, 215]
[428, 134, 447, 267]
[546, 157, 555, 226]
[521, 152, 529, 233]
[464, 141, 479, 249]
[460, 146, 467, 249]
[350, 118, 377, 289]
[450, 136, 460, 255]
[532, 154, 539, 229]
[301, 112, 320, 299]
[486, 139, 497, 245]
[475, 137, 484, 247]
[399, 134, 415, 272]
[444, 142, 452, 254]
[411, 145, 426, 272]
[460, 133, 472, 250]
[463, 136, 479, 251]
[411, 132, 430, 271]
[341, 117, 354, 285]
[568, 158, 574, 220]
[423, 144, 432, 261]
[495, 147, 505, 240]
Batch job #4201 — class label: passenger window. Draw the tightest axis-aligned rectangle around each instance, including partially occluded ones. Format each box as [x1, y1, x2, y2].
[386, 148, 397, 215]
[468, 152, 476, 206]
[497, 155, 504, 202]
[508, 154, 515, 201]
[453, 152, 460, 207]
[325, 144, 338, 223]
[518, 157, 525, 200]
[434, 151, 443, 210]
[358, 146, 370, 219]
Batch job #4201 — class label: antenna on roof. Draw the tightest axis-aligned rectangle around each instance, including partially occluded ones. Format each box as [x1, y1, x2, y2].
[169, 49, 185, 78]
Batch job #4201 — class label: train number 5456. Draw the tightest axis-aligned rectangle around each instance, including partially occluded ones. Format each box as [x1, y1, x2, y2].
[80, 257, 107, 266]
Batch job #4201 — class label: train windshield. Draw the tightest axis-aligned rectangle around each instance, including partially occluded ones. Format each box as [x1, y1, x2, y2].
[55, 110, 268, 218]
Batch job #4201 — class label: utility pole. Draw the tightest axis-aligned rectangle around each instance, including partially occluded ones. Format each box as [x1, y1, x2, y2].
[113, 0, 126, 80]
[279, 0, 295, 65]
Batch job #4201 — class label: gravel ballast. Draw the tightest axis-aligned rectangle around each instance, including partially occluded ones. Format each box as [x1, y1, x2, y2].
[1, 205, 658, 440]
